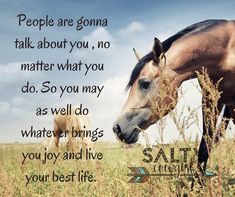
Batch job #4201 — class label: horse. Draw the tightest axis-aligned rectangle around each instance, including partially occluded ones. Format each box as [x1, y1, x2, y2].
[49, 110, 93, 151]
[113, 19, 235, 173]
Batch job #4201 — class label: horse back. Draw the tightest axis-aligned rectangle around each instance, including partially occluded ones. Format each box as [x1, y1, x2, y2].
[54, 110, 91, 132]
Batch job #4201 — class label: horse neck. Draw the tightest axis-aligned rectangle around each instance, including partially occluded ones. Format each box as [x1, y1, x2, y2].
[165, 39, 222, 87]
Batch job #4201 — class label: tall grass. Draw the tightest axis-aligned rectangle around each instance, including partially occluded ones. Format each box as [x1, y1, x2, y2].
[0, 141, 235, 196]
[0, 69, 235, 196]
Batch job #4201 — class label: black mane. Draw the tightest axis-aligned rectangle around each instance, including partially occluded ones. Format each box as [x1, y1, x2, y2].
[126, 19, 227, 90]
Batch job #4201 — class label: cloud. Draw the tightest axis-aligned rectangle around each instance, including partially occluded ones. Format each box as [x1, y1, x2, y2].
[83, 27, 114, 43]
[11, 95, 33, 106]
[0, 62, 43, 89]
[156, 31, 174, 42]
[73, 27, 115, 58]
[0, 62, 23, 85]
[99, 74, 128, 101]
[118, 22, 145, 37]
[0, 62, 34, 79]
[0, 101, 10, 116]
[73, 21, 145, 59]
[2, 19, 233, 144]
[85, 75, 204, 144]
[84, 74, 128, 141]
[71, 24, 203, 143]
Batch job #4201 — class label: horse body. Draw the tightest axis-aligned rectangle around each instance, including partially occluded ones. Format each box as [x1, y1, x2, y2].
[162, 20, 235, 167]
[52, 110, 92, 151]
[166, 20, 235, 106]
[113, 19, 235, 169]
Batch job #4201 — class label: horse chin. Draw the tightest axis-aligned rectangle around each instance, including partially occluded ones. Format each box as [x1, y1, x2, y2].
[124, 128, 140, 144]
[113, 109, 155, 144]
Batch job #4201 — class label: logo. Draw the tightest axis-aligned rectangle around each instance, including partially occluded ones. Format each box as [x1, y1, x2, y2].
[127, 146, 235, 184]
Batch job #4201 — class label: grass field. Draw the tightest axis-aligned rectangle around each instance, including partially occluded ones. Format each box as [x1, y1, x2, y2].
[0, 140, 235, 197]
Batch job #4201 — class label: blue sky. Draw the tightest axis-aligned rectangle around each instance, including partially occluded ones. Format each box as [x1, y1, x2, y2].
[0, 0, 235, 143]
[1, 0, 235, 63]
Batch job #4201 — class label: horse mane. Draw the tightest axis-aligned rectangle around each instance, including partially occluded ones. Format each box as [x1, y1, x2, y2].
[126, 19, 227, 90]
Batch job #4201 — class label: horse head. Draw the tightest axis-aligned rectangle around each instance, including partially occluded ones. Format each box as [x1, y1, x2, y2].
[113, 38, 178, 144]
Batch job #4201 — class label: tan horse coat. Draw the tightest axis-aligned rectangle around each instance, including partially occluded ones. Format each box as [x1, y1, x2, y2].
[50, 109, 92, 151]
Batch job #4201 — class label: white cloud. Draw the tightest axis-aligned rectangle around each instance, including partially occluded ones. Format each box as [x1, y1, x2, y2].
[83, 27, 114, 43]
[85, 75, 204, 144]
[2, 20, 234, 144]
[83, 74, 128, 141]
[118, 22, 145, 37]
[74, 27, 115, 58]
[73, 21, 145, 59]
[0, 62, 34, 79]
[0, 100, 10, 116]
[99, 75, 128, 101]
[0, 62, 43, 89]
[156, 31, 174, 42]
[11, 95, 33, 106]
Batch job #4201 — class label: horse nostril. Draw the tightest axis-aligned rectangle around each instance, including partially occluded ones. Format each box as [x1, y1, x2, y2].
[113, 123, 122, 136]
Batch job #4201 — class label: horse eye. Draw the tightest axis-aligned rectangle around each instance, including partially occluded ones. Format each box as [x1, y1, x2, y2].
[138, 78, 151, 90]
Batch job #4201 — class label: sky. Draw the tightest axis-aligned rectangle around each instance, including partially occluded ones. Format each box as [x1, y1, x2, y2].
[0, 0, 235, 143]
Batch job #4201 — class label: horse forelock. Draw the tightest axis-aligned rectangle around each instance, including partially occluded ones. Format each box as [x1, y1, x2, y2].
[126, 52, 153, 91]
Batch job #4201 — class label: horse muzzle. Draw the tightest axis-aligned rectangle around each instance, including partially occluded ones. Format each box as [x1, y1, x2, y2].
[113, 122, 140, 144]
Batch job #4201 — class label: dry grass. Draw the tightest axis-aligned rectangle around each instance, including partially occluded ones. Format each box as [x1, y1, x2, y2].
[1, 69, 235, 196]
[0, 141, 235, 197]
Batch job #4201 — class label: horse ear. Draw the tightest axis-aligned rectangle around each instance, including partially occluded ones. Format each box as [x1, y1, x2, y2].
[159, 53, 166, 68]
[152, 37, 164, 63]
[133, 48, 142, 61]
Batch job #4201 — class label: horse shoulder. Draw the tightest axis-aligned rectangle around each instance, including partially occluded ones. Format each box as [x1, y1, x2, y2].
[54, 114, 70, 131]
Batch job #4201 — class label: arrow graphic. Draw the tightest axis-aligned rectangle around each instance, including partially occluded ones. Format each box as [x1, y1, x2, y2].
[127, 167, 150, 183]
[127, 167, 178, 183]
[127, 167, 193, 183]
[127, 167, 235, 184]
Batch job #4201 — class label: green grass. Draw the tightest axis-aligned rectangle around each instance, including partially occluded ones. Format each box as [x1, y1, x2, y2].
[0, 141, 235, 197]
